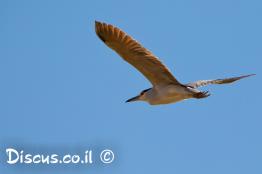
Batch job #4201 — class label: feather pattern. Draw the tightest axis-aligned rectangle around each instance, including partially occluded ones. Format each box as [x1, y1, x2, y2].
[95, 21, 181, 87]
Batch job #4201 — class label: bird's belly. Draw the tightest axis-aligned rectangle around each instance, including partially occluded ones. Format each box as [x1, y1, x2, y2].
[149, 94, 187, 105]
[148, 86, 193, 105]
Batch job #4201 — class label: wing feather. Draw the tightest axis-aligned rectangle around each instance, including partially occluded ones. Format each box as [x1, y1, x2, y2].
[95, 21, 180, 86]
[187, 74, 255, 88]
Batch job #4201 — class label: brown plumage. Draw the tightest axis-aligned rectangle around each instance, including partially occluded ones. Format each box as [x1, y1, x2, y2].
[95, 21, 181, 87]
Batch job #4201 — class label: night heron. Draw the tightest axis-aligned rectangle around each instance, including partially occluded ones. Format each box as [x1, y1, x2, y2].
[95, 21, 255, 105]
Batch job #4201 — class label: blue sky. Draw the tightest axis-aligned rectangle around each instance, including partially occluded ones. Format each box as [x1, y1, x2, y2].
[0, 0, 261, 173]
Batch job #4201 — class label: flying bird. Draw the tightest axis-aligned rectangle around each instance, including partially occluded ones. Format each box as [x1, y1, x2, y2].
[95, 21, 255, 105]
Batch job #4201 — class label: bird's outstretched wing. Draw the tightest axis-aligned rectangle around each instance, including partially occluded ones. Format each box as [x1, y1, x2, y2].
[95, 21, 181, 86]
[186, 74, 255, 88]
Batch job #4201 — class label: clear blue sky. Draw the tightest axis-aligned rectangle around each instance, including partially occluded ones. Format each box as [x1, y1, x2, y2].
[0, 0, 261, 174]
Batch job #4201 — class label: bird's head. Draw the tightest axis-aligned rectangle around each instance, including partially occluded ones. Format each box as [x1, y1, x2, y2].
[125, 88, 151, 103]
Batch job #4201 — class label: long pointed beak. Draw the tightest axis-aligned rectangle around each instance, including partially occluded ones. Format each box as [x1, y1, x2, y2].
[125, 95, 140, 103]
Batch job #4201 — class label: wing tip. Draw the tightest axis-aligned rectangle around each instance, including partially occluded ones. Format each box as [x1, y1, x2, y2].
[247, 73, 256, 77]
[95, 20, 102, 26]
[240, 73, 256, 79]
[94, 20, 102, 31]
[95, 20, 106, 43]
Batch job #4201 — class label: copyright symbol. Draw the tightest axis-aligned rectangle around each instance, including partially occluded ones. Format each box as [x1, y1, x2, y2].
[100, 149, 114, 164]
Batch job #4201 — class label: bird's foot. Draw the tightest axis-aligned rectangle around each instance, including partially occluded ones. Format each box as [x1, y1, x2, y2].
[193, 91, 211, 99]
